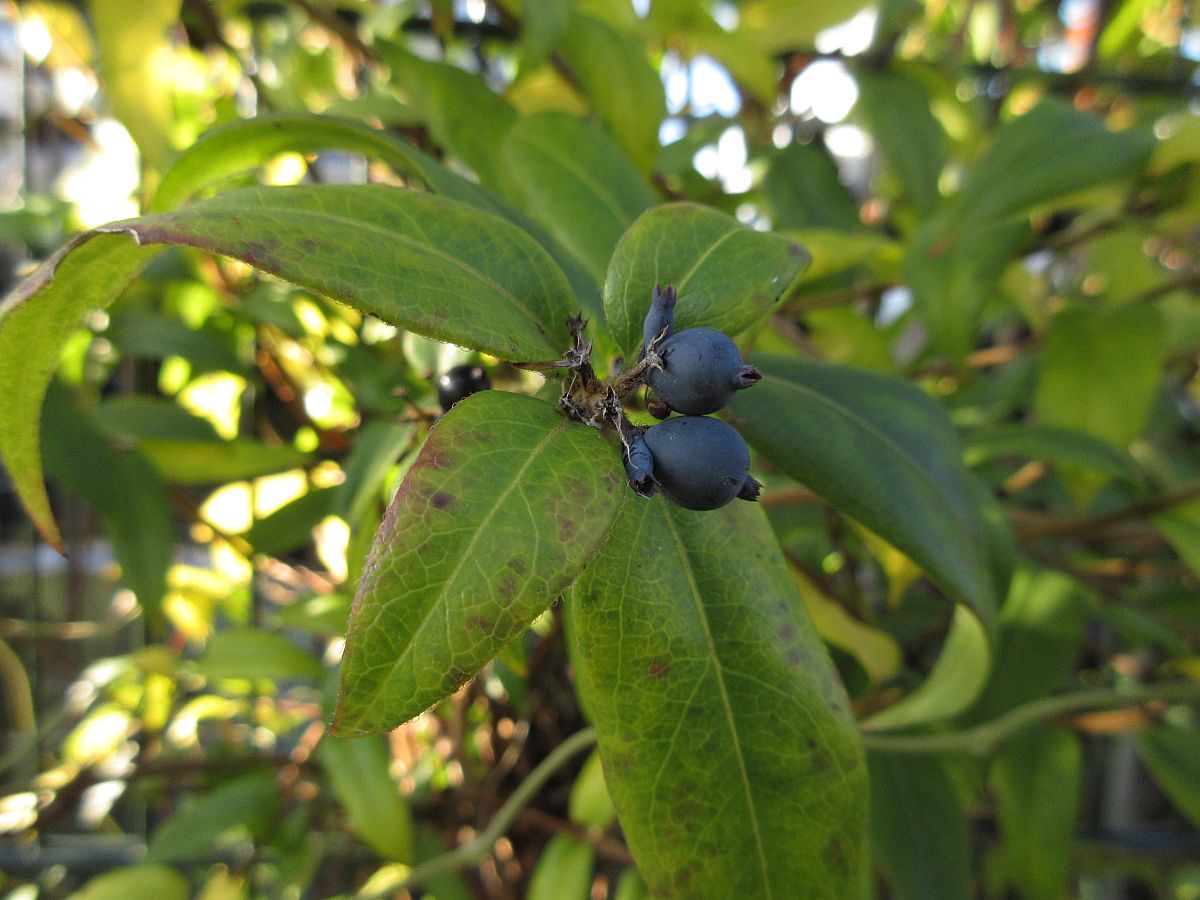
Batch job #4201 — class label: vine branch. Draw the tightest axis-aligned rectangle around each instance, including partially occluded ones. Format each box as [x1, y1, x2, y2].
[860, 680, 1200, 757]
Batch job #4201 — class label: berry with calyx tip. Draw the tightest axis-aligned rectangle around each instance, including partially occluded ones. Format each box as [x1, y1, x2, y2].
[642, 416, 756, 511]
[646, 327, 762, 416]
[436, 364, 490, 412]
[641, 284, 677, 360]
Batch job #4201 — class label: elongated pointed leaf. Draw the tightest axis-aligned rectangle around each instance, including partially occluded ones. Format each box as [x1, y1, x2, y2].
[558, 12, 665, 173]
[376, 41, 518, 193]
[952, 98, 1154, 229]
[0, 234, 160, 548]
[89, 0, 178, 171]
[730, 355, 999, 629]
[604, 204, 810, 358]
[153, 114, 604, 325]
[503, 112, 657, 282]
[318, 734, 414, 862]
[152, 113, 504, 213]
[0, 185, 576, 546]
[334, 391, 623, 734]
[566, 499, 867, 897]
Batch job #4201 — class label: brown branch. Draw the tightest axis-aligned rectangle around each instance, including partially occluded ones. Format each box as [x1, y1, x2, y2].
[1014, 481, 1200, 542]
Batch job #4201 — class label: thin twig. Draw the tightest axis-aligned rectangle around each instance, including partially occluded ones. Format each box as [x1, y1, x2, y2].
[861, 680, 1200, 756]
[1015, 481, 1200, 541]
[372, 726, 597, 895]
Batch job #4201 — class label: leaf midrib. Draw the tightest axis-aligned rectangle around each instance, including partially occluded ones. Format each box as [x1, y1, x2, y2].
[125, 203, 554, 337]
[661, 507, 772, 897]
[361, 415, 570, 725]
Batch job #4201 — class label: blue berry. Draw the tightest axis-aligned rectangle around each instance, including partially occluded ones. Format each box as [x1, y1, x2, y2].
[645, 327, 761, 415]
[642, 416, 757, 510]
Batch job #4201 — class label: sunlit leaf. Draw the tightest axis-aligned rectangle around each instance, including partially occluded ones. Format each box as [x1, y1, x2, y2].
[88, 0, 179, 171]
[196, 629, 323, 681]
[137, 439, 311, 485]
[72, 864, 189, 900]
[333, 391, 623, 734]
[566, 499, 867, 896]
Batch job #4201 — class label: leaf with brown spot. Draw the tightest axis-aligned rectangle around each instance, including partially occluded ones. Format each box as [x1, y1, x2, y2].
[334, 391, 623, 734]
[566, 499, 867, 896]
[0, 184, 577, 549]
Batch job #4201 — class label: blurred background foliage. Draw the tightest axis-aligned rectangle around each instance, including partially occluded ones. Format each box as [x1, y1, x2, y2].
[0, 0, 1198, 897]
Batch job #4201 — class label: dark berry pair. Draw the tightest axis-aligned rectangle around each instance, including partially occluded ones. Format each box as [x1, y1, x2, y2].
[625, 286, 762, 511]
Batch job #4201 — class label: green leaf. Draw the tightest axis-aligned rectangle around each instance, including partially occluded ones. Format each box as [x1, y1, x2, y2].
[152, 113, 498, 213]
[763, 143, 863, 232]
[869, 752, 972, 900]
[904, 214, 1028, 360]
[739, 0, 876, 53]
[503, 112, 657, 282]
[566, 499, 867, 897]
[128, 185, 576, 360]
[603, 204, 810, 358]
[862, 606, 991, 731]
[71, 865, 189, 900]
[517, 0, 572, 74]
[334, 391, 623, 734]
[963, 424, 1146, 482]
[2, 184, 579, 544]
[107, 312, 246, 374]
[153, 114, 603, 326]
[145, 772, 281, 863]
[336, 421, 416, 525]
[730, 355, 1000, 629]
[41, 384, 173, 618]
[568, 748, 617, 829]
[196, 629, 323, 681]
[854, 65, 945, 217]
[0, 233, 160, 549]
[93, 396, 221, 441]
[1137, 723, 1200, 827]
[242, 487, 337, 556]
[952, 99, 1154, 229]
[88, 0, 179, 171]
[558, 12, 665, 173]
[527, 834, 595, 900]
[375, 41, 518, 193]
[137, 438, 311, 484]
[317, 734, 414, 862]
[990, 726, 1082, 900]
[966, 568, 1085, 725]
[1034, 304, 1165, 449]
[612, 869, 651, 900]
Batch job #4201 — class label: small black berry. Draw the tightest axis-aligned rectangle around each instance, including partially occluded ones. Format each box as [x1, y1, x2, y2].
[436, 364, 490, 412]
